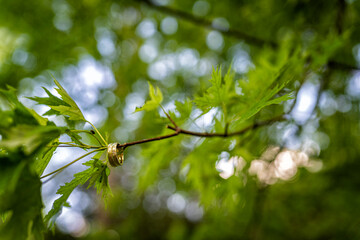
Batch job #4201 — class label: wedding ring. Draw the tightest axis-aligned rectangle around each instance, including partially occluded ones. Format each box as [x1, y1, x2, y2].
[107, 143, 124, 167]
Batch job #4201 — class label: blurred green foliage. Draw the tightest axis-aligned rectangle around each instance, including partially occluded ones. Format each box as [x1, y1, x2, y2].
[1, 0, 360, 239]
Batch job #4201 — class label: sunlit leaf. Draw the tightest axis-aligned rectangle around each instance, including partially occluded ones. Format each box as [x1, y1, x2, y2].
[194, 67, 236, 115]
[173, 98, 193, 125]
[134, 82, 163, 112]
[28, 79, 86, 121]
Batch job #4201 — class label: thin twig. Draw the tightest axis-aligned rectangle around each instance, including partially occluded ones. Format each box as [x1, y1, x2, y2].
[118, 132, 180, 148]
[160, 105, 178, 128]
[224, 122, 229, 136]
[167, 115, 284, 137]
[118, 115, 284, 148]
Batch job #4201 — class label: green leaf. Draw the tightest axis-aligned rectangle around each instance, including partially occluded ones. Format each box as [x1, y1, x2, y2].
[28, 214, 45, 240]
[44, 156, 111, 226]
[1, 212, 9, 223]
[53, 78, 86, 121]
[28, 78, 86, 121]
[175, 98, 193, 119]
[0, 86, 41, 126]
[234, 85, 294, 122]
[0, 125, 63, 156]
[0, 90, 63, 156]
[137, 136, 182, 192]
[28, 109, 48, 126]
[0, 84, 66, 239]
[171, 98, 193, 126]
[0, 111, 14, 128]
[194, 67, 235, 115]
[86, 156, 112, 203]
[35, 138, 59, 176]
[148, 82, 163, 103]
[0, 162, 44, 240]
[44, 162, 98, 227]
[230, 61, 297, 125]
[181, 138, 224, 208]
[134, 82, 163, 112]
[50, 105, 84, 121]
[28, 87, 68, 109]
[65, 129, 86, 146]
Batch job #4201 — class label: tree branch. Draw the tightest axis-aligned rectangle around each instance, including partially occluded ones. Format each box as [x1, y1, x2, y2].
[167, 115, 285, 137]
[118, 131, 180, 148]
[336, 0, 346, 35]
[137, 0, 359, 71]
[118, 115, 285, 149]
[138, 0, 275, 48]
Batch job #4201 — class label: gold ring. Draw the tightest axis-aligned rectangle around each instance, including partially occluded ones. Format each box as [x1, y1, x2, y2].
[107, 143, 124, 167]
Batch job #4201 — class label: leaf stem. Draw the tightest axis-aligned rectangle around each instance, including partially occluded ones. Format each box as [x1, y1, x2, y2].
[160, 105, 178, 128]
[86, 121, 108, 146]
[40, 147, 107, 179]
[70, 129, 104, 146]
[47, 144, 101, 149]
[48, 142, 102, 148]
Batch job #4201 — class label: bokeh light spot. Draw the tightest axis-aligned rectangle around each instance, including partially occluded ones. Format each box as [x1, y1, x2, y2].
[161, 17, 178, 35]
[206, 31, 224, 51]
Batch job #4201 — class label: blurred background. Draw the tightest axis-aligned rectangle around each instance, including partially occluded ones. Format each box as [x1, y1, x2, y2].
[1, 0, 360, 239]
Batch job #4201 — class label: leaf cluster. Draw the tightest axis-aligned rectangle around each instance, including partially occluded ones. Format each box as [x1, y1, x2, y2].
[0, 54, 299, 239]
[45, 156, 111, 228]
[28, 78, 85, 122]
[0, 80, 112, 239]
[0, 86, 62, 240]
[136, 52, 299, 134]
